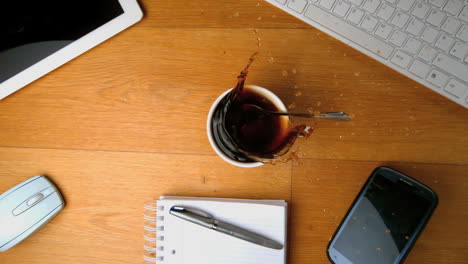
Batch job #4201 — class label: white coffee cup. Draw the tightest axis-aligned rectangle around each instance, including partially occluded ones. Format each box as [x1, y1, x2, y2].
[206, 85, 289, 168]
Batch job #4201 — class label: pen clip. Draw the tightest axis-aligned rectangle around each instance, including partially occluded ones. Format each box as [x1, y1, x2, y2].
[171, 206, 213, 219]
[170, 206, 215, 228]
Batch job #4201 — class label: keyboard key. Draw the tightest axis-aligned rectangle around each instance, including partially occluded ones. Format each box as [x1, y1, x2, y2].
[443, 0, 463, 16]
[441, 17, 461, 35]
[375, 22, 394, 39]
[361, 15, 379, 31]
[409, 59, 431, 78]
[347, 7, 365, 24]
[426, 9, 446, 27]
[435, 34, 455, 51]
[449, 42, 468, 60]
[333, 1, 351, 17]
[391, 12, 410, 28]
[427, 69, 449, 87]
[275, 0, 287, 3]
[418, 45, 438, 61]
[305, 5, 395, 59]
[384, 0, 396, 3]
[428, 0, 447, 8]
[288, 0, 308, 13]
[320, 0, 337, 9]
[456, 25, 468, 42]
[421, 26, 440, 43]
[412, 2, 431, 19]
[445, 79, 467, 97]
[377, 4, 395, 21]
[389, 30, 408, 46]
[403, 37, 423, 54]
[349, 0, 364, 5]
[433, 53, 468, 82]
[406, 18, 425, 36]
[397, 0, 415, 11]
[459, 6, 468, 23]
[391, 50, 412, 68]
[363, 0, 381, 13]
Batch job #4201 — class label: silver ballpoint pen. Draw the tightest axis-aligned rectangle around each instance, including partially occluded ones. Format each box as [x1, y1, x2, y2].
[169, 206, 283, 250]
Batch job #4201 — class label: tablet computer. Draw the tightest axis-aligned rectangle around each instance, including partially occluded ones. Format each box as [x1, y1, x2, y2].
[0, 0, 143, 99]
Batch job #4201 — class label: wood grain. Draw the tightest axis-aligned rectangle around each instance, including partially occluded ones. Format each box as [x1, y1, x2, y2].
[290, 160, 468, 264]
[136, 0, 310, 29]
[1, 0, 467, 263]
[0, 147, 291, 264]
[0, 28, 466, 164]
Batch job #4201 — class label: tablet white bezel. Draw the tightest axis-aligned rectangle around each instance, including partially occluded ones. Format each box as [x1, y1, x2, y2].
[0, 0, 143, 100]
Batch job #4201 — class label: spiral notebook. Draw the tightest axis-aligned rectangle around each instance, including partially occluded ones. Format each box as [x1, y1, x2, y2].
[143, 196, 288, 264]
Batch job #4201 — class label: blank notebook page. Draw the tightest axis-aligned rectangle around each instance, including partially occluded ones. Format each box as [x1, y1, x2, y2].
[157, 198, 287, 264]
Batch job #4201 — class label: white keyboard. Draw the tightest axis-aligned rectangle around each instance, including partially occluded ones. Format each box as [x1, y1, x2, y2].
[266, 0, 468, 108]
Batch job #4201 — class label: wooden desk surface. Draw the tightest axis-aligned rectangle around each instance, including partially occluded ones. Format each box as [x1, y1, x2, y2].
[0, 1, 467, 263]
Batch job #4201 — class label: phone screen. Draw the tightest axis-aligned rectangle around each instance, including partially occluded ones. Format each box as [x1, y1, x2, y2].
[329, 171, 434, 264]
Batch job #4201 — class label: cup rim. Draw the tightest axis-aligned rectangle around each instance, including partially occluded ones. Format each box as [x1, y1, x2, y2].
[206, 85, 288, 168]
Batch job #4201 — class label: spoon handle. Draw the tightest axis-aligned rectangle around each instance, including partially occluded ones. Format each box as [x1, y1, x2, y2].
[274, 111, 351, 121]
[245, 104, 351, 121]
[317, 112, 351, 120]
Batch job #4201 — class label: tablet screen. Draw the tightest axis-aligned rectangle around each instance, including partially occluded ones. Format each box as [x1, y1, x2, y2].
[0, 1, 124, 83]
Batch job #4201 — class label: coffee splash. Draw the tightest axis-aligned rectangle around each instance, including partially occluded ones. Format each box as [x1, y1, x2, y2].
[211, 53, 311, 163]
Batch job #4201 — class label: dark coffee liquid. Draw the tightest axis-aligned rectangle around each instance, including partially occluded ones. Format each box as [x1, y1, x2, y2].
[211, 54, 308, 163]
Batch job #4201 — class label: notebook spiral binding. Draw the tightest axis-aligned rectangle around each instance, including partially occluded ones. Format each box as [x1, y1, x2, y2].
[144, 201, 165, 263]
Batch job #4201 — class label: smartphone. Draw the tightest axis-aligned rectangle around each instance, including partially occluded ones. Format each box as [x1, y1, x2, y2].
[327, 167, 438, 264]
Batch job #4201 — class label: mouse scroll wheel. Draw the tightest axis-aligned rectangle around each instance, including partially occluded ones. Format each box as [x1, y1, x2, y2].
[27, 193, 45, 206]
[12, 187, 56, 216]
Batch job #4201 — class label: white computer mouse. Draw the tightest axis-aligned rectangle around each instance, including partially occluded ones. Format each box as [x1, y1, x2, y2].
[0, 175, 64, 252]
